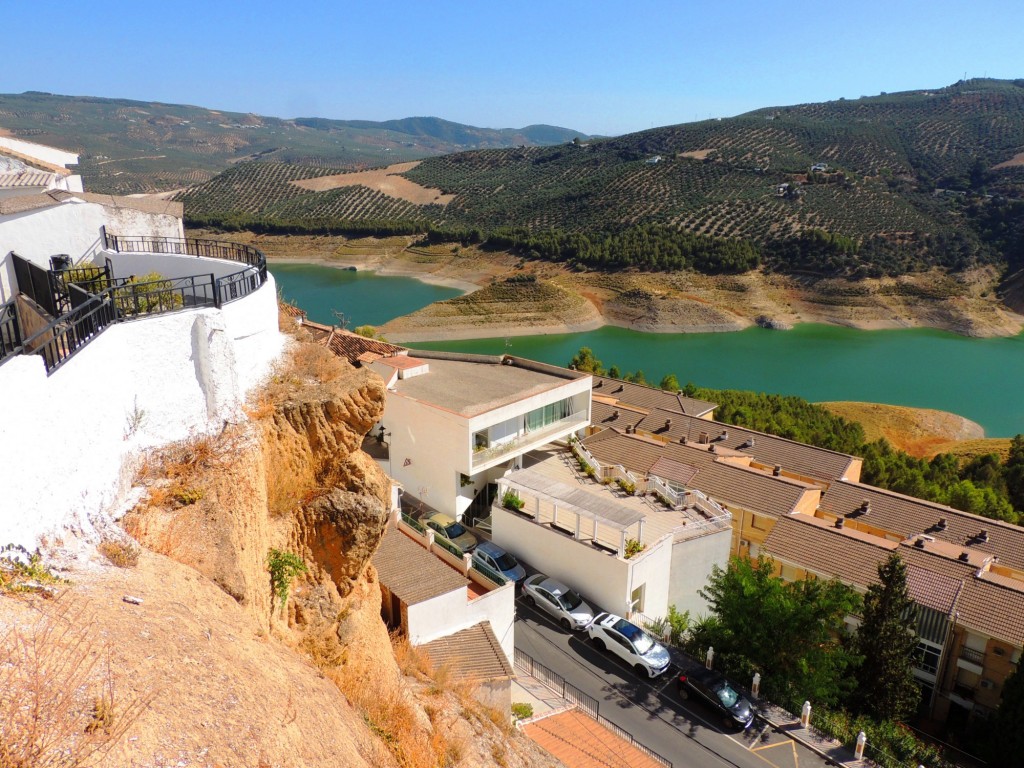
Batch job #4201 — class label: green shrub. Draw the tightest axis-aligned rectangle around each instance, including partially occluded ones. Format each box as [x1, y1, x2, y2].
[267, 549, 307, 613]
[511, 702, 533, 721]
[502, 490, 524, 512]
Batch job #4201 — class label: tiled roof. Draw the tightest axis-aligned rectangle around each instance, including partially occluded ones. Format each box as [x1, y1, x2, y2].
[372, 528, 468, 605]
[763, 514, 1024, 644]
[820, 481, 1024, 570]
[0, 170, 55, 188]
[648, 456, 699, 487]
[375, 355, 426, 371]
[592, 400, 647, 430]
[0, 189, 71, 215]
[763, 514, 896, 587]
[959, 576, 1024, 644]
[420, 622, 514, 682]
[75, 192, 184, 217]
[590, 375, 716, 416]
[321, 328, 406, 364]
[583, 429, 816, 516]
[522, 709, 667, 768]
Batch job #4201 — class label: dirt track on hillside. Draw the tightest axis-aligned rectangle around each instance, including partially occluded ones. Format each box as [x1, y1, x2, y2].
[291, 161, 454, 204]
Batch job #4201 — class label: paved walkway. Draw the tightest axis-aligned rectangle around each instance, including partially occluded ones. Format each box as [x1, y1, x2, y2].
[670, 648, 868, 768]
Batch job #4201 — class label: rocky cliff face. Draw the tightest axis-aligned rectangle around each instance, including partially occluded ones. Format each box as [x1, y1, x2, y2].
[8, 337, 559, 768]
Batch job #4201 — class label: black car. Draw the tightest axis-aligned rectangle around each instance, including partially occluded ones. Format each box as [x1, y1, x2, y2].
[677, 667, 756, 730]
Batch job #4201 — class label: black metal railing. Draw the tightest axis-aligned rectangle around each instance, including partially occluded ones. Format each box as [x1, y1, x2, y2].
[22, 290, 118, 373]
[0, 300, 23, 362]
[959, 646, 985, 666]
[103, 233, 268, 310]
[4, 236, 269, 374]
[100, 274, 218, 316]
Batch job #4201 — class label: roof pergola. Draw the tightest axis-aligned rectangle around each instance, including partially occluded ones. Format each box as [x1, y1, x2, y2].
[500, 468, 645, 558]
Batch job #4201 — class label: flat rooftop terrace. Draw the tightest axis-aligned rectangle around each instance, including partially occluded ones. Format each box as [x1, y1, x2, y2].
[391, 355, 582, 417]
[516, 446, 727, 548]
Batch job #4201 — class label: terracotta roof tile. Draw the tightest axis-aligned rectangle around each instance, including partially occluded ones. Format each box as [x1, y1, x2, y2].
[323, 329, 406, 364]
[583, 429, 816, 516]
[522, 709, 666, 768]
[372, 527, 468, 605]
[420, 622, 514, 682]
[821, 481, 1024, 570]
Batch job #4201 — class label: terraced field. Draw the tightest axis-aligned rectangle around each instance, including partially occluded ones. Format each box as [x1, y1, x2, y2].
[177, 79, 1024, 278]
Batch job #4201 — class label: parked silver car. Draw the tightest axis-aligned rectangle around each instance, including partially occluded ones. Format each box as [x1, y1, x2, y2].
[586, 612, 671, 678]
[521, 574, 595, 631]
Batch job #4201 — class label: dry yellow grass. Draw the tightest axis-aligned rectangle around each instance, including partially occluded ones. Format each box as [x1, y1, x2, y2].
[820, 401, 986, 458]
[291, 161, 454, 205]
[0, 602, 152, 767]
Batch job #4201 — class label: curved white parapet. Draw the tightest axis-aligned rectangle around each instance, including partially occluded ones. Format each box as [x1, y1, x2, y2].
[0, 275, 285, 553]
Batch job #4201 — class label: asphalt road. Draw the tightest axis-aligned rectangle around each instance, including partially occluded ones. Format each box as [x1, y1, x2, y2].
[514, 596, 836, 768]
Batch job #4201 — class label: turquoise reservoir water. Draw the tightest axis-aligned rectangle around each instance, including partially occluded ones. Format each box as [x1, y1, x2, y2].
[271, 264, 1024, 437]
[270, 262, 462, 327]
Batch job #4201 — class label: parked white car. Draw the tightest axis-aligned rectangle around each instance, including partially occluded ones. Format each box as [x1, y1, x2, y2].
[521, 574, 595, 631]
[586, 612, 671, 678]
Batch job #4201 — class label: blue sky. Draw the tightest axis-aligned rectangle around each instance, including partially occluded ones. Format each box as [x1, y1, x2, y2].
[7, 0, 1023, 136]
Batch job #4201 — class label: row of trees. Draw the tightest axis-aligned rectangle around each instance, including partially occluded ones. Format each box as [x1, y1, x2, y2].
[694, 553, 918, 721]
[568, 346, 1024, 524]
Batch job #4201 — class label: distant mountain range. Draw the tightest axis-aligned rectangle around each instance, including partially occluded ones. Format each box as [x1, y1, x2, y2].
[0, 91, 592, 194]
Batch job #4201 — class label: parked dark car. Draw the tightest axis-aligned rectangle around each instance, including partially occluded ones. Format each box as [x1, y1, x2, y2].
[677, 667, 755, 729]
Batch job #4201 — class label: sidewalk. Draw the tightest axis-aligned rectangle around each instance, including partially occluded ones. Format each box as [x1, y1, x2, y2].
[757, 700, 867, 768]
[670, 648, 868, 768]
[511, 673, 573, 719]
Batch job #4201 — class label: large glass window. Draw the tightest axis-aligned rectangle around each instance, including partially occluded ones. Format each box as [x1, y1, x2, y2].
[525, 397, 574, 432]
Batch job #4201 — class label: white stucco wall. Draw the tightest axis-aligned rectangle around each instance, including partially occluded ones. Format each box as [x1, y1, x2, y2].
[0, 137, 79, 169]
[0, 281, 285, 552]
[491, 506, 632, 616]
[624, 535, 673, 620]
[405, 579, 515, 664]
[0, 200, 183, 301]
[384, 394, 466, 515]
[668, 528, 733, 619]
[465, 582, 516, 663]
[407, 589, 468, 646]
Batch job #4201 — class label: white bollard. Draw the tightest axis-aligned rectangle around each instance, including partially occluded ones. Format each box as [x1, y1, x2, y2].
[752, 672, 761, 699]
[705, 646, 714, 669]
[800, 701, 811, 728]
[855, 731, 867, 761]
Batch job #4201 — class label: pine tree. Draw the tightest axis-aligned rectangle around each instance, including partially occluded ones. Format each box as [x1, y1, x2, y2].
[854, 553, 920, 722]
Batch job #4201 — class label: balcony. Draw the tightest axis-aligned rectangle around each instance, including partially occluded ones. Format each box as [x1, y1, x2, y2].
[471, 411, 588, 468]
[957, 646, 986, 674]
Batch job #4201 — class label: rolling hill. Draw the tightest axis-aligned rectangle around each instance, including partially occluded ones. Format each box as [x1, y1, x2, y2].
[179, 79, 1024, 278]
[0, 92, 591, 194]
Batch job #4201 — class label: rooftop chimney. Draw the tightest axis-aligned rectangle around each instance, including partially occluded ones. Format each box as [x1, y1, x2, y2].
[978, 529, 989, 543]
[720, 429, 728, 440]
[709, 444, 716, 453]
[834, 517, 845, 529]
[665, 418, 672, 429]
[611, 409, 619, 420]
[936, 518, 947, 531]
[680, 435, 688, 445]
[859, 500, 870, 515]
[959, 551, 971, 562]
[773, 465, 782, 476]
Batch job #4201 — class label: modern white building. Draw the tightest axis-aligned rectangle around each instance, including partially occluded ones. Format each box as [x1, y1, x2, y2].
[491, 443, 733, 623]
[369, 351, 592, 519]
[0, 135, 84, 200]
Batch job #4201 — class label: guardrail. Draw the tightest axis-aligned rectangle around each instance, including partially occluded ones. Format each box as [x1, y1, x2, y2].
[104, 234, 268, 308]
[514, 647, 671, 766]
[472, 412, 589, 467]
[0, 300, 23, 362]
[5, 236, 269, 374]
